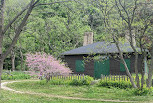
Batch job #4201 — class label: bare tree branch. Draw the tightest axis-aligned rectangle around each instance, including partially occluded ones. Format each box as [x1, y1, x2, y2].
[118, 0, 130, 22]
[131, 0, 138, 24]
[3, 2, 32, 34]
[0, 0, 5, 56]
[2, 0, 37, 60]
[35, 0, 73, 7]
[115, 0, 128, 23]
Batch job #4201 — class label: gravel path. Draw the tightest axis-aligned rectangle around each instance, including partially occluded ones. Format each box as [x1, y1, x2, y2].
[1, 80, 137, 103]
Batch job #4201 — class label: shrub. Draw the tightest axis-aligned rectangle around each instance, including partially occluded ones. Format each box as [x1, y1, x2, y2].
[132, 88, 152, 96]
[1, 71, 31, 80]
[69, 79, 81, 86]
[81, 75, 94, 85]
[98, 80, 132, 89]
[37, 75, 94, 86]
[69, 75, 94, 86]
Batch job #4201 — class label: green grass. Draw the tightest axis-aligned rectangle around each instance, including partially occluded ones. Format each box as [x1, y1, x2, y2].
[7, 80, 153, 102]
[1, 89, 118, 103]
[1, 71, 31, 80]
[1, 80, 119, 103]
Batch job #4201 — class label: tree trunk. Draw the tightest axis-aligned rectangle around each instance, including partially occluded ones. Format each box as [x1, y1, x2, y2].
[20, 49, 24, 71]
[11, 49, 15, 71]
[19, 39, 25, 71]
[141, 71, 144, 89]
[113, 35, 137, 88]
[139, 38, 147, 89]
[141, 57, 145, 89]
[120, 55, 137, 88]
[129, 29, 140, 88]
[134, 53, 140, 88]
[0, 0, 5, 91]
[0, 60, 3, 89]
[147, 45, 153, 88]
[0, 0, 36, 89]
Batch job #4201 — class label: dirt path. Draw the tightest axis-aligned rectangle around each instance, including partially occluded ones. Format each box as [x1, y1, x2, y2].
[1, 80, 137, 103]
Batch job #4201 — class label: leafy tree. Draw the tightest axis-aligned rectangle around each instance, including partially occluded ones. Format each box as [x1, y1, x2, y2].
[0, 0, 74, 89]
[89, 0, 138, 88]
[93, 0, 153, 88]
[23, 1, 91, 56]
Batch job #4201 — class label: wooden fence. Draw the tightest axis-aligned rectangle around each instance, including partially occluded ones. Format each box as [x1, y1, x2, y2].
[101, 75, 134, 81]
[48, 74, 134, 81]
[46, 74, 85, 80]
[101, 75, 153, 86]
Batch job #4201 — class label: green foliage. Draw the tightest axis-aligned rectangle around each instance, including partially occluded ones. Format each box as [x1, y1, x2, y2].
[84, 75, 94, 84]
[69, 79, 81, 86]
[69, 76, 94, 86]
[38, 75, 94, 86]
[49, 79, 71, 85]
[1, 71, 31, 80]
[98, 80, 132, 89]
[132, 88, 152, 96]
[39, 79, 69, 85]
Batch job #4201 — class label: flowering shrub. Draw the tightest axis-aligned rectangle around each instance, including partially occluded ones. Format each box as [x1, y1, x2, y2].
[26, 52, 72, 81]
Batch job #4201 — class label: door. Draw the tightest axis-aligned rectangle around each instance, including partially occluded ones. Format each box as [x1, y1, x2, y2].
[120, 59, 130, 72]
[94, 59, 110, 79]
[75, 60, 84, 72]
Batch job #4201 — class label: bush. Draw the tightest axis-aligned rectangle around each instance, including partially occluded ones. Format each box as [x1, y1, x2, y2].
[69, 79, 81, 86]
[98, 80, 132, 89]
[1, 71, 31, 80]
[69, 75, 94, 86]
[49, 79, 71, 85]
[132, 88, 152, 96]
[38, 75, 94, 86]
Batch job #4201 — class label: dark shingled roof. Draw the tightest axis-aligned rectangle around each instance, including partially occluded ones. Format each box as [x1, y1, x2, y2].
[61, 42, 141, 55]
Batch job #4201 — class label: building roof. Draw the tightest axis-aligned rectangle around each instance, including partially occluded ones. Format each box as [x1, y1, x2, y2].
[61, 42, 141, 56]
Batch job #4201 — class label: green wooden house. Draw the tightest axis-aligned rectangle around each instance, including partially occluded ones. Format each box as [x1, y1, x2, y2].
[61, 42, 148, 78]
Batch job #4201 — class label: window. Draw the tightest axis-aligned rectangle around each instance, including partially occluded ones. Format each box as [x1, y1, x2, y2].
[120, 59, 130, 71]
[75, 60, 84, 72]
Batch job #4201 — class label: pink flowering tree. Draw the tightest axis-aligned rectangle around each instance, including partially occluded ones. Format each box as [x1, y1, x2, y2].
[26, 52, 72, 81]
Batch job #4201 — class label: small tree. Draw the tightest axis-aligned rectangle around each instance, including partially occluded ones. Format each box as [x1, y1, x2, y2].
[94, 0, 137, 88]
[26, 52, 72, 81]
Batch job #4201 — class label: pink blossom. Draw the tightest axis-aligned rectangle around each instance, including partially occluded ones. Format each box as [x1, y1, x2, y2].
[26, 52, 72, 79]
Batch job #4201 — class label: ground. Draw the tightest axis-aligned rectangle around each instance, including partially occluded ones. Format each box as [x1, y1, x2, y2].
[1, 80, 153, 103]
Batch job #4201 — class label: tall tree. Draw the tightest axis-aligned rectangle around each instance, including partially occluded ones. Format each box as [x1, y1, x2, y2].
[0, 0, 74, 89]
[89, 0, 137, 88]
[115, 0, 140, 88]
[96, 0, 153, 88]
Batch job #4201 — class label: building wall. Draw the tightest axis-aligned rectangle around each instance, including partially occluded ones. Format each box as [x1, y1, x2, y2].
[64, 54, 143, 77]
[64, 55, 94, 76]
[109, 54, 143, 75]
[130, 54, 143, 73]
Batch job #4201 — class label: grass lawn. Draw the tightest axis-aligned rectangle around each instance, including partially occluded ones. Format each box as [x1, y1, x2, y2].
[6, 80, 153, 103]
[1, 89, 116, 103]
[1, 80, 116, 103]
